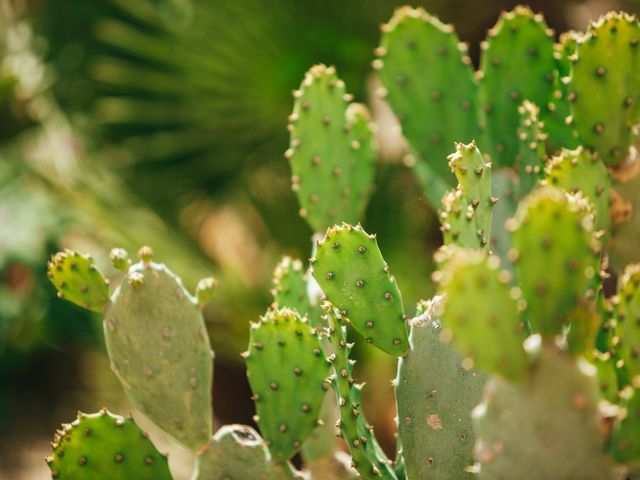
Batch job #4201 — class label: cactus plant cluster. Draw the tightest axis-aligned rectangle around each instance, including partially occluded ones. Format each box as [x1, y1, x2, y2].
[44, 5, 640, 480]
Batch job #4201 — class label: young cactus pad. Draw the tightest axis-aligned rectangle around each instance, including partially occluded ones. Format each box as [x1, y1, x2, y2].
[508, 187, 599, 337]
[287, 64, 376, 233]
[47, 250, 110, 313]
[46, 410, 171, 480]
[544, 147, 611, 236]
[245, 308, 330, 461]
[478, 6, 555, 167]
[569, 12, 640, 167]
[311, 223, 409, 356]
[446, 141, 494, 247]
[377, 6, 478, 180]
[436, 247, 528, 380]
[193, 424, 303, 480]
[395, 296, 487, 479]
[105, 249, 214, 453]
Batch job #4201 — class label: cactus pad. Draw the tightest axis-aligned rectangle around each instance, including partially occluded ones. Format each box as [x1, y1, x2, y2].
[569, 12, 640, 167]
[287, 65, 375, 233]
[479, 7, 555, 167]
[474, 347, 612, 479]
[105, 253, 213, 453]
[245, 308, 329, 461]
[193, 424, 302, 480]
[615, 264, 640, 380]
[47, 410, 171, 480]
[447, 141, 494, 246]
[611, 389, 640, 463]
[323, 304, 396, 479]
[312, 223, 409, 356]
[439, 189, 479, 249]
[516, 101, 546, 196]
[377, 6, 478, 180]
[508, 187, 599, 337]
[544, 147, 611, 236]
[395, 296, 487, 479]
[271, 256, 322, 328]
[47, 250, 110, 313]
[541, 32, 579, 152]
[437, 248, 528, 379]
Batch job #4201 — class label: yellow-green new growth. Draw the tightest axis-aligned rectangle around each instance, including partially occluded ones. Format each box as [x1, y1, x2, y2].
[508, 187, 600, 337]
[47, 249, 110, 313]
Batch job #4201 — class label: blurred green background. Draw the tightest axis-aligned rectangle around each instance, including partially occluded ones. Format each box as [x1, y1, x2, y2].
[1, 0, 637, 477]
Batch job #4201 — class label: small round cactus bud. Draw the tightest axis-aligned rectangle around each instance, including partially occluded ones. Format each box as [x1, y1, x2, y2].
[109, 248, 130, 271]
[128, 271, 145, 287]
[138, 246, 154, 263]
[195, 276, 218, 306]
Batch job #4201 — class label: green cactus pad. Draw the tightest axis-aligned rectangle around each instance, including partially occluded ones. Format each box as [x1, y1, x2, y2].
[439, 189, 479, 249]
[105, 257, 213, 453]
[479, 6, 555, 167]
[447, 141, 494, 245]
[311, 223, 409, 356]
[508, 187, 599, 337]
[47, 410, 171, 480]
[544, 147, 611, 237]
[377, 6, 478, 180]
[474, 346, 612, 479]
[323, 304, 396, 479]
[193, 424, 302, 480]
[287, 64, 375, 233]
[541, 32, 580, 152]
[615, 264, 640, 380]
[436, 248, 528, 379]
[569, 12, 640, 167]
[47, 250, 110, 313]
[395, 296, 487, 480]
[271, 256, 322, 328]
[611, 389, 640, 463]
[245, 308, 329, 461]
[516, 101, 547, 196]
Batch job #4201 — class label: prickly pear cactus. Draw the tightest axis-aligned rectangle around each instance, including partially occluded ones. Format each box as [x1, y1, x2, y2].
[271, 256, 322, 328]
[615, 264, 640, 380]
[311, 223, 409, 356]
[245, 308, 329, 461]
[322, 303, 396, 480]
[516, 100, 546, 196]
[47, 250, 110, 312]
[446, 141, 494, 247]
[508, 187, 599, 337]
[287, 64, 376, 233]
[377, 6, 478, 183]
[193, 424, 303, 480]
[569, 12, 640, 167]
[47, 410, 172, 480]
[437, 247, 528, 380]
[478, 6, 555, 167]
[544, 147, 611, 236]
[49, 246, 215, 454]
[474, 347, 612, 479]
[105, 248, 214, 453]
[395, 296, 487, 479]
[612, 390, 640, 463]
